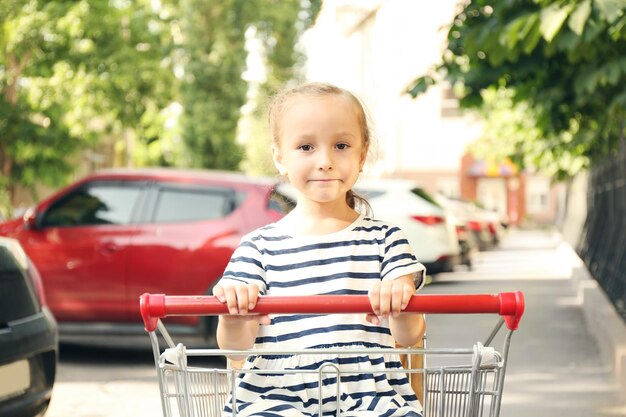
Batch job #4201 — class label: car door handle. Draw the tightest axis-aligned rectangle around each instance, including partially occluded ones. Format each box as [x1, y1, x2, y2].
[100, 242, 122, 254]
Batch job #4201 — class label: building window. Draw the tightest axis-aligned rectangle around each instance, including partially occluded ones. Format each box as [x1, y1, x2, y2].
[441, 83, 462, 118]
[526, 177, 550, 214]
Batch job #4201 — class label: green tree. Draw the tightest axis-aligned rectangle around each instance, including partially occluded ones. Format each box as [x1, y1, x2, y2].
[0, 0, 174, 216]
[0, 0, 321, 217]
[243, 0, 321, 176]
[408, 0, 626, 180]
[1, 1, 83, 215]
[177, 0, 321, 171]
[177, 0, 249, 169]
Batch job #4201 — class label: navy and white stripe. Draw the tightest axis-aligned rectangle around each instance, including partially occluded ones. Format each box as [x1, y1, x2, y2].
[218, 214, 424, 417]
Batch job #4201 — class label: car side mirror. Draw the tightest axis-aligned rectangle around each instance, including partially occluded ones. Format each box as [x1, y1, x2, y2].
[22, 208, 38, 230]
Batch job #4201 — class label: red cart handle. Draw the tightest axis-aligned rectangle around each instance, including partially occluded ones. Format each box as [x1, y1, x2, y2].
[140, 292, 524, 333]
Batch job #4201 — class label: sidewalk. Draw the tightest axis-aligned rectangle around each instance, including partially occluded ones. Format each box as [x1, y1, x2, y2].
[427, 228, 626, 416]
[567, 242, 626, 412]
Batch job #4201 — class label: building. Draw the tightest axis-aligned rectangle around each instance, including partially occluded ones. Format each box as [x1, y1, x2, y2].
[460, 153, 560, 226]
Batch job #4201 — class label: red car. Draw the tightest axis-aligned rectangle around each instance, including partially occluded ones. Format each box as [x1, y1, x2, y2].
[0, 168, 291, 346]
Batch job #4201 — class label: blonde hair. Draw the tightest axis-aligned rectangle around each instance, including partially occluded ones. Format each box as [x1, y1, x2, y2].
[268, 82, 372, 212]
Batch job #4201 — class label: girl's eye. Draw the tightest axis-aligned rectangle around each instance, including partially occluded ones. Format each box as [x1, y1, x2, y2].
[298, 144, 313, 151]
[336, 143, 350, 150]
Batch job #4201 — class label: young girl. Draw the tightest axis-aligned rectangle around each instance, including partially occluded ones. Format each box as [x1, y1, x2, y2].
[213, 82, 426, 417]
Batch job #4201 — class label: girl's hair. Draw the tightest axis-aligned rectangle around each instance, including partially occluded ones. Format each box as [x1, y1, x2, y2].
[268, 82, 372, 213]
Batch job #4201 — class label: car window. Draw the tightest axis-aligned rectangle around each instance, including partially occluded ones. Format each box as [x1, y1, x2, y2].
[268, 188, 296, 214]
[151, 187, 231, 223]
[0, 247, 39, 320]
[42, 183, 142, 227]
[411, 187, 442, 208]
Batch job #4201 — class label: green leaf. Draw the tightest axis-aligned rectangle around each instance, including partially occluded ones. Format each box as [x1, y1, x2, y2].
[608, 15, 626, 40]
[556, 30, 583, 51]
[523, 20, 543, 53]
[603, 59, 622, 84]
[575, 67, 599, 95]
[540, 3, 571, 42]
[595, 0, 625, 24]
[520, 13, 540, 39]
[568, 0, 592, 35]
[501, 15, 527, 49]
[610, 90, 626, 110]
[407, 75, 436, 98]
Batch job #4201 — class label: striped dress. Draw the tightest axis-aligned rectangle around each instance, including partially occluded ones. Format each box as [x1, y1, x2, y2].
[218, 214, 425, 417]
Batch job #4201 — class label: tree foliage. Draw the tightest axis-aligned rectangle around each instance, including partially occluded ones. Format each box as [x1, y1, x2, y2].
[0, 0, 175, 216]
[177, 0, 321, 170]
[176, 0, 250, 169]
[408, 0, 626, 180]
[0, 0, 320, 216]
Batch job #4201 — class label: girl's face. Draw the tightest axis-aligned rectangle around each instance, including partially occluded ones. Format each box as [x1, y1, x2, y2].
[272, 94, 367, 207]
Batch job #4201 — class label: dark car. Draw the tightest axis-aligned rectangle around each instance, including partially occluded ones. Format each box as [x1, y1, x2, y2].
[435, 195, 498, 252]
[0, 237, 58, 417]
[0, 168, 291, 347]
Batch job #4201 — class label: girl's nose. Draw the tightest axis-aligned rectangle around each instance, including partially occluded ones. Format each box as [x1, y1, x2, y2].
[317, 149, 334, 170]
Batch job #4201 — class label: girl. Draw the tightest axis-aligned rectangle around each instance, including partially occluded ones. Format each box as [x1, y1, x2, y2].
[213, 82, 426, 417]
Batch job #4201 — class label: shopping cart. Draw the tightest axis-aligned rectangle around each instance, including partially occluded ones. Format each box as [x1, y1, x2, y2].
[140, 292, 524, 417]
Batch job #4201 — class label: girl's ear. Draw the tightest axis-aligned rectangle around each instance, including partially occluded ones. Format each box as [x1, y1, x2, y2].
[359, 146, 368, 172]
[272, 146, 287, 175]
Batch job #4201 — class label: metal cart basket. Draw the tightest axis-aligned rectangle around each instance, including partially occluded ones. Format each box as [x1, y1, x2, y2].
[140, 292, 524, 417]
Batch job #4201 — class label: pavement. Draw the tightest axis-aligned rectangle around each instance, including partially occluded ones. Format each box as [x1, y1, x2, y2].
[428, 228, 626, 416]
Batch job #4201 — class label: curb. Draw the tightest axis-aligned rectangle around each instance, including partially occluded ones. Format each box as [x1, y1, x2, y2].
[563, 242, 626, 401]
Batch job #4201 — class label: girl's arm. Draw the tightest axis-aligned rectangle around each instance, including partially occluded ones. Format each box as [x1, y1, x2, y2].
[389, 306, 426, 348]
[367, 274, 426, 347]
[216, 316, 261, 351]
[213, 284, 270, 359]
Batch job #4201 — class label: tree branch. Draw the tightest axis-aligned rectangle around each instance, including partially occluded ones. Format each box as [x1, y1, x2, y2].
[4, 50, 32, 104]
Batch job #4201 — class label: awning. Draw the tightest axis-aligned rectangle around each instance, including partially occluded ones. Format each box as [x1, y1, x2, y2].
[468, 157, 518, 177]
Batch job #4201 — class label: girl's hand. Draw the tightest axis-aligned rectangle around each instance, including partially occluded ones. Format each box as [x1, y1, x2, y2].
[212, 283, 271, 325]
[366, 276, 415, 325]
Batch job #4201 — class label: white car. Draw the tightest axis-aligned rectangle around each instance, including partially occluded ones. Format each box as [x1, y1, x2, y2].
[353, 179, 461, 275]
[275, 179, 461, 275]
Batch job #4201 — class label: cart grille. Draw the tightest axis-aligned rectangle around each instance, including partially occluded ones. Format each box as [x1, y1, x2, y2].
[163, 367, 232, 417]
[424, 367, 500, 417]
[159, 364, 501, 417]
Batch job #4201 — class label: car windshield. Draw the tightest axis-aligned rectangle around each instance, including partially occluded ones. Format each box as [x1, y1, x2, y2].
[411, 188, 441, 208]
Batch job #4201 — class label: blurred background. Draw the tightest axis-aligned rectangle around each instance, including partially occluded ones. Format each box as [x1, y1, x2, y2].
[1, 1, 626, 415]
[1, 0, 623, 313]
